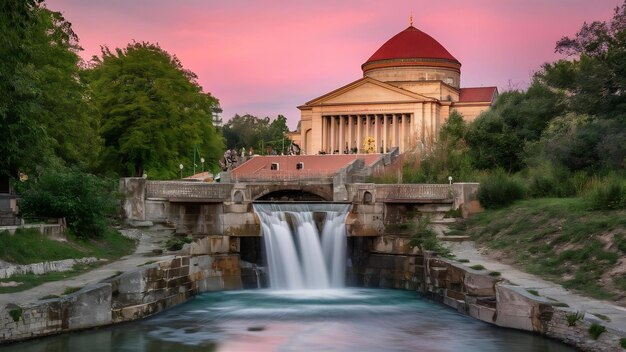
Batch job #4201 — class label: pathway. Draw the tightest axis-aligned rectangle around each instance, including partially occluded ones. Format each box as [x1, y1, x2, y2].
[0, 226, 175, 307]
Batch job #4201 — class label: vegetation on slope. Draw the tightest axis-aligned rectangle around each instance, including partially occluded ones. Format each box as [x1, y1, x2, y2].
[463, 198, 626, 300]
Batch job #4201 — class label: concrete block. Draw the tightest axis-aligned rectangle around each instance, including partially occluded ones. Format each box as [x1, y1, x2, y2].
[464, 271, 496, 296]
[65, 283, 112, 330]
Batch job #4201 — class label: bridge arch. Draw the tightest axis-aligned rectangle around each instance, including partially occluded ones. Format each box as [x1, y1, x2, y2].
[249, 184, 333, 202]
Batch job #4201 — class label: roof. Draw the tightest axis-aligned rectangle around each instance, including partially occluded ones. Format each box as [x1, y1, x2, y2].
[230, 154, 383, 181]
[300, 76, 436, 108]
[364, 26, 459, 66]
[458, 87, 498, 103]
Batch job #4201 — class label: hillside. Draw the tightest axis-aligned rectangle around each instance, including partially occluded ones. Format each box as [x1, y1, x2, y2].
[461, 198, 626, 304]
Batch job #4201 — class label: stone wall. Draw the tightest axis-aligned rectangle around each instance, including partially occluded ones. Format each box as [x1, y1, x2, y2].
[351, 238, 626, 352]
[0, 257, 99, 279]
[0, 251, 244, 344]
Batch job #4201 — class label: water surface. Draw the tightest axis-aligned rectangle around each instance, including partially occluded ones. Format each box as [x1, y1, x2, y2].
[2, 288, 574, 352]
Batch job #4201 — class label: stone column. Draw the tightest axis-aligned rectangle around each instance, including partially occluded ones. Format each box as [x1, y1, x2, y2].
[374, 115, 380, 153]
[338, 116, 344, 153]
[400, 113, 406, 152]
[329, 116, 335, 153]
[382, 115, 387, 153]
[357, 115, 362, 153]
[348, 115, 354, 153]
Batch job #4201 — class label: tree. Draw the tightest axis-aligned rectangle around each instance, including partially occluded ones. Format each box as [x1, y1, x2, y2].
[0, 1, 98, 177]
[85, 42, 224, 178]
[222, 114, 290, 154]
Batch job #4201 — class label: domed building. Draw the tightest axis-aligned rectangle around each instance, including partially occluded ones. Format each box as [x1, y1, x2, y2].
[296, 25, 497, 155]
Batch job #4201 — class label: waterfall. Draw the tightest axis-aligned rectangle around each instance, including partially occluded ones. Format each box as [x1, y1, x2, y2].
[253, 203, 350, 290]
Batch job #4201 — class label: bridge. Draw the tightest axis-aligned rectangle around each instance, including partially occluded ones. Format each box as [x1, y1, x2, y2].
[120, 178, 480, 238]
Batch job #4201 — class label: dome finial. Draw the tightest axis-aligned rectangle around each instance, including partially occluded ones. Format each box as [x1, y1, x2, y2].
[410, 12, 413, 26]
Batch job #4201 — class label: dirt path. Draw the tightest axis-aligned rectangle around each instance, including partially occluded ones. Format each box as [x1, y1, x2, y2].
[0, 226, 175, 307]
[446, 240, 626, 334]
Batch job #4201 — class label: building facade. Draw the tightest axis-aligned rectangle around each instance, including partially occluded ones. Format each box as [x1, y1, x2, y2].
[297, 25, 497, 155]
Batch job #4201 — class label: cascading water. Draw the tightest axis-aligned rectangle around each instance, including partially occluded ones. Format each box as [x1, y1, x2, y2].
[253, 203, 350, 290]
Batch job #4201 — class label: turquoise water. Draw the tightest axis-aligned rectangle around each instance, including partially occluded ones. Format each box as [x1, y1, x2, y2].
[2, 288, 574, 352]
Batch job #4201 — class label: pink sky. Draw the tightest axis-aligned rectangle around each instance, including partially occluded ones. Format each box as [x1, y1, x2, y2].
[48, 0, 622, 130]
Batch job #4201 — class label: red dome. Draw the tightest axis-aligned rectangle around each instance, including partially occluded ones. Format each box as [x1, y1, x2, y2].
[364, 26, 459, 66]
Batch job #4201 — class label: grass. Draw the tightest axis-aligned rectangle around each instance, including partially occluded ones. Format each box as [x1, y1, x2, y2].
[0, 228, 136, 264]
[465, 197, 626, 300]
[527, 289, 540, 296]
[488, 271, 501, 277]
[0, 228, 136, 293]
[469, 264, 485, 270]
[0, 264, 98, 294]
[588, 323, 606, 340]
[566, 311, 584, 326]
[63, 286, 82, 295]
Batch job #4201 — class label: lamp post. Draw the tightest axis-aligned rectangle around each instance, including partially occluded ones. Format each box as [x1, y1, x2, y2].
[448, 176, 453, 185]
[179, 164, 184, 179]
[200, 157, 205, 173]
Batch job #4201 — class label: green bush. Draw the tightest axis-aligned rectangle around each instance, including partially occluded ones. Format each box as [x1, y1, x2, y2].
[619, 337, 626, 349]
[588, 323, 606, 340]
[583, 175, 626, 210]
[18, 169, 117, 238]
[566, 311, 584, 326]
[477, 170, 527, 209]
[524, 160, 590, 198]
[408, 216, 451, 257]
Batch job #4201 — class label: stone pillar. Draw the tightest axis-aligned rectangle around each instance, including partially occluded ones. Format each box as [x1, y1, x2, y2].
[339, 115, 345, 153]
[374, 115, 380, 153]
[357, 115, 362, 153]
[348, 115, 354, 153]
[400, 114, 406, 152]
[425, 103, 432, 145]
[330, 116, 336, 153]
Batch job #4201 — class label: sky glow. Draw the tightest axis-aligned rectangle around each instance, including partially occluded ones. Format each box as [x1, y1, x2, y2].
[48, 0, 622, 129]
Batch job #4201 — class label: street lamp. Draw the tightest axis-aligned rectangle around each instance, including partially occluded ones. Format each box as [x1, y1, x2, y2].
[200, 157, 205, 173]
[179, 163, 184, 179]
[448, 176, 453, 185]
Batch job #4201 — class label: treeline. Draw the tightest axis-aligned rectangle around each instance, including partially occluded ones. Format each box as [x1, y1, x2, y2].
[0, 1, 228, 237]
[1, 1, 224, 181]
[391, 2, 626, 210]
[222, 114, 291, 155]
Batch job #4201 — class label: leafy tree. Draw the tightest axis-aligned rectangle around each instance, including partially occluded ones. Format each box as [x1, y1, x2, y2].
[466, 81, 563, 172]
[0, 1, 98, 177]
[18, 168, 117, 238]
[85, 42, 224, 178]
[403, 111, 477, 183]
[222, 114, 290, 154]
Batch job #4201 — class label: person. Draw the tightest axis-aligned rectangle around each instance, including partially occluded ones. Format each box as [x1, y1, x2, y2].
[248, 147, 254, 156]
[241, 147, 245, 159]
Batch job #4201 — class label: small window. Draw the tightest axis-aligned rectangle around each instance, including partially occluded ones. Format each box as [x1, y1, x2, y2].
[296, 162, 304, 170]
[270, 163, 279, 171]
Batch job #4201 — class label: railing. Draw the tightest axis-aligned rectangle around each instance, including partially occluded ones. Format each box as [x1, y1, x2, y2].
[230, 170, 335, 182]
[145, 181, 232, 199]
[374, 184, 452, 200]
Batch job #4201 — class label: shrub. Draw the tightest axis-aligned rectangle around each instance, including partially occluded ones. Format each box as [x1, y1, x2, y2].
[18, 169, 117, 238]
[408, 216, 451, 257]
[9, 307, 22, 322]
[584, 175, 626, 210]
[470, 264, 485, 270]
[477, 170, 526, 209]
[566, 311, 584, 326]
[619, 338, 626, 349]
[588, 323, 606, 340]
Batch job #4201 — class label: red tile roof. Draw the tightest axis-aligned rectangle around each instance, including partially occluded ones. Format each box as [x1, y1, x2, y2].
[230, 154, 383, 181]
[364, 26, 459, 65]
[459, 87, 498, 103]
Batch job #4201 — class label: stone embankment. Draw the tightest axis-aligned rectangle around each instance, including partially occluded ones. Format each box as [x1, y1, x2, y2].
[0, 249, 247, 342]
[351, 235, 626, 352]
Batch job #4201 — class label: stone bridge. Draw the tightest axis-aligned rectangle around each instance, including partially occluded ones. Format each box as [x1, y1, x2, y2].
[120, 178, 480, 238]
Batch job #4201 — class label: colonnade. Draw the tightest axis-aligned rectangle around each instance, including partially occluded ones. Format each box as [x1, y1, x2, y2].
[320, 114, 412, 154]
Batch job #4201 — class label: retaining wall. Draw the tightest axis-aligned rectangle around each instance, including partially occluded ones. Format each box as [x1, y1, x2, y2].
[0, 252, 245, 344]
[351, 236, 626, 352]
